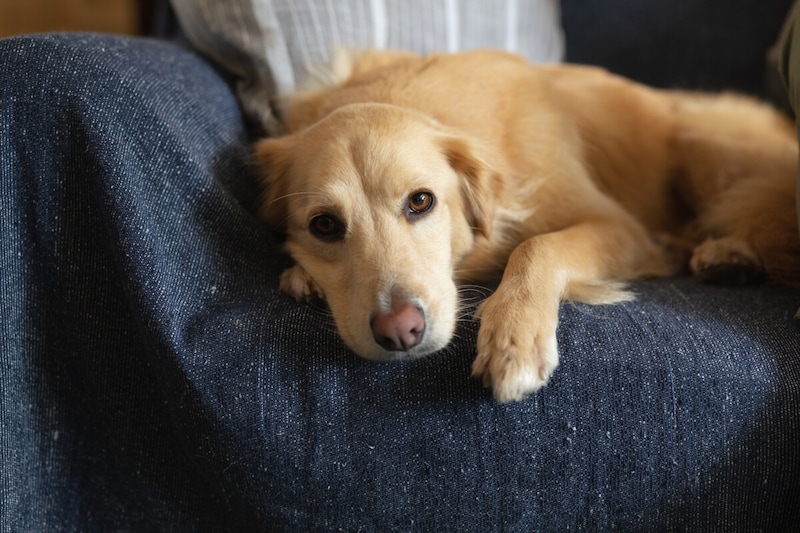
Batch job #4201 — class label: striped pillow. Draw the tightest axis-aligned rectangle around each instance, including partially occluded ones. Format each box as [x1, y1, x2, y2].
[170, 0, 564, 129]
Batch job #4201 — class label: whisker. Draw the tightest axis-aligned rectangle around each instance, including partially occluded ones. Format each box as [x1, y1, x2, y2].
[262, 191, 336, 229]
[457, 289, 493, 300]
[457, 285, 494, 306]
[295, 298, 338, 329]
[268, 203, 328, 230]
[268, 191, 329, 205]
[453, 267, 501, 280]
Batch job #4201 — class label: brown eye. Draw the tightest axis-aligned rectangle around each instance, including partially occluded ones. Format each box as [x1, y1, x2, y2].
[309, 214, 346, 241]
[408, 191, 435, 215]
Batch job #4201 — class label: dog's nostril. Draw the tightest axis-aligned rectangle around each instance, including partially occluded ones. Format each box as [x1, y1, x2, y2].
[371, 304, 426, 352]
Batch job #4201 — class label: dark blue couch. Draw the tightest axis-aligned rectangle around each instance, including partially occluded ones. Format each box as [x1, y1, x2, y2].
[2, 2, 799, 531]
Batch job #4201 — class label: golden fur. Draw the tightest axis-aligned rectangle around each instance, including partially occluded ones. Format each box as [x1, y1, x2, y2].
[255, 49, 800, 402]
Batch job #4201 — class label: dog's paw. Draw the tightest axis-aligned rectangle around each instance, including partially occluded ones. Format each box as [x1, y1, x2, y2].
[690, 236, 764, 285]
[471, 294, 559, 403]
[279, 265, 324, 301]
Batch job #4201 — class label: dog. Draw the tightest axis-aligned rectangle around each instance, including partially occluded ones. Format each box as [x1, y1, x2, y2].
[255, 49, 800, 402]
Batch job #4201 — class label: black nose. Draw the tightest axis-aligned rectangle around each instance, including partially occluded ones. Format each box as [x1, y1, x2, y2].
[371, 304, 426, 352]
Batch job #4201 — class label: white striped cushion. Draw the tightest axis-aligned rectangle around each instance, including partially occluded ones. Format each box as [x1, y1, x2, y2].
[170, 0, 564, 129]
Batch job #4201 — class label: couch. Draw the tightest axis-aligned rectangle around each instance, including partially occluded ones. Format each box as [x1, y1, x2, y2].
[2, 1, 798, 531]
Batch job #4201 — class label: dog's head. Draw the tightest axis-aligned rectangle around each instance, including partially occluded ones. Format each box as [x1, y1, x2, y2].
[256, 103, 493, 360]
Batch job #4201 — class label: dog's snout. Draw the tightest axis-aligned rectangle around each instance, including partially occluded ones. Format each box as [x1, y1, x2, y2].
[371, 304, 426, 352]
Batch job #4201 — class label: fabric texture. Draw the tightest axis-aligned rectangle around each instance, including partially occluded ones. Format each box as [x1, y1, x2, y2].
[2, 12, 800, 533]
[168, 0, 564, 130]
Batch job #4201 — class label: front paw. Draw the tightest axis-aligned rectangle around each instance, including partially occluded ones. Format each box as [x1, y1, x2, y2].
[471, 295, 559, 402]
[279, 264, 324, 301]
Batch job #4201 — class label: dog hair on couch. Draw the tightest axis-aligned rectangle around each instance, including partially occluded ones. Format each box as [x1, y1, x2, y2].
[255, 49, 800, 402]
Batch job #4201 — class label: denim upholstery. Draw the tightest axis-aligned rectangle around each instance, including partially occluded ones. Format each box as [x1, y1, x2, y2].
[2, 12, 800, 533]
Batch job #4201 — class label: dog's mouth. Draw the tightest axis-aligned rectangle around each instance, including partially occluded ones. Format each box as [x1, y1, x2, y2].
[366, 340, 445, 362]
[372, 346, 437, 362]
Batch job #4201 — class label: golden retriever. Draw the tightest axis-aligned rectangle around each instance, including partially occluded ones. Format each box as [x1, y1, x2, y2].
[255, 49, 800, 402]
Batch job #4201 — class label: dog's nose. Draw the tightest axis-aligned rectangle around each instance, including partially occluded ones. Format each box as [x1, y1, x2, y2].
[371, 304, 426, 352]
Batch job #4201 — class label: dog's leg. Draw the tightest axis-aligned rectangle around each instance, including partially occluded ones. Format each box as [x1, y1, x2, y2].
[690, 235, 765, 284]
[690, 173, 800, 287]
[672, 93, 800, 287]
[472, 215, 673, 402]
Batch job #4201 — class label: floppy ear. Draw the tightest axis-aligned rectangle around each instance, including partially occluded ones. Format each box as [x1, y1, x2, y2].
[254, 136, 296, 232]
[440, 136, 495, 239]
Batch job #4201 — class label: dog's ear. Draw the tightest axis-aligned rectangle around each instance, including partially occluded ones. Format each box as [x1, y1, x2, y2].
[440, 136, 494, 239]
[254, 136, 296, 232]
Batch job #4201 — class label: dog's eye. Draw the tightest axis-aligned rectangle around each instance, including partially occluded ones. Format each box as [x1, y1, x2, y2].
[309, 214, 346, 241]
[408, 191, 435, 215]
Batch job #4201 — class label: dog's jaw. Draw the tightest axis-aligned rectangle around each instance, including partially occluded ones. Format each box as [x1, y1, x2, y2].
[281, 262, 458, 361]
[368, 285, 458, 361]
